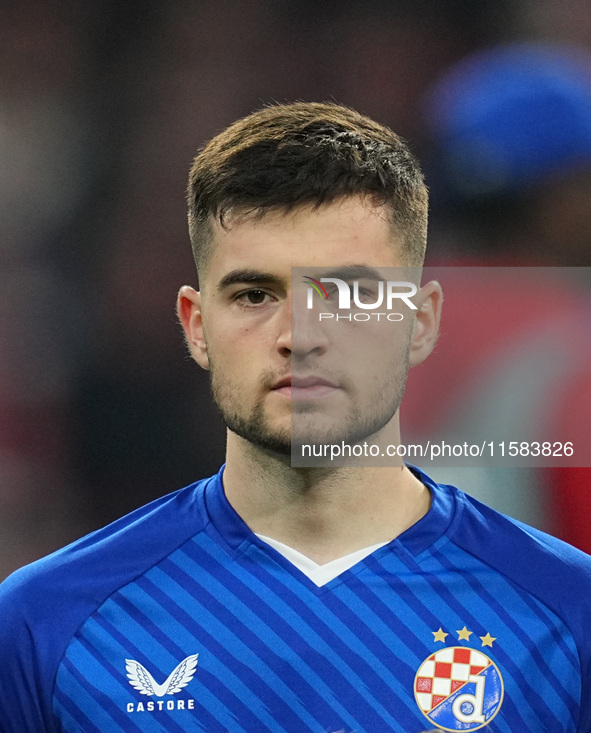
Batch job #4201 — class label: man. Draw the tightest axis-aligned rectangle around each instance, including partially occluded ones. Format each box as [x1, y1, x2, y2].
[0, 102, 589, 732]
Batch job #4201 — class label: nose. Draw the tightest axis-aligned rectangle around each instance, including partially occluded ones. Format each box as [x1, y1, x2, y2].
[276, 291, 330, 357]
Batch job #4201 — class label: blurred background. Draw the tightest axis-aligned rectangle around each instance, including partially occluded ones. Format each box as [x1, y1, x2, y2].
[2, 0, 591, 579]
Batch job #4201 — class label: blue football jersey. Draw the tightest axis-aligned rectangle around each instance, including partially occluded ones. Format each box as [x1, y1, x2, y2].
[0, 466, 590, 732]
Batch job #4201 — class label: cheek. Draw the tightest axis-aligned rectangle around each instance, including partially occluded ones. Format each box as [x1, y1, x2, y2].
[205, 328, 261, 377]
[337, 321, 412, 357]
[207, 312, 276, 353]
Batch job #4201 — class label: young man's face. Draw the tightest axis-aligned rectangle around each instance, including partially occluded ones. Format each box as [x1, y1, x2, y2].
[178, 195, 439, 455]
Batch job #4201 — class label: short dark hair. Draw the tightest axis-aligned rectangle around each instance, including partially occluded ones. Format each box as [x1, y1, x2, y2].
[187, 102, 428, 270]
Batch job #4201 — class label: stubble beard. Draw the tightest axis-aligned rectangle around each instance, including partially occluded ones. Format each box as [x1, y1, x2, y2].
[208, 353, 410, 458]
[209, 360, 292, 455]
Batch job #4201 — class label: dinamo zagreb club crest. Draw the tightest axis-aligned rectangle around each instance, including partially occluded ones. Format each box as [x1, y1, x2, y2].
[414, 646, 504, 731]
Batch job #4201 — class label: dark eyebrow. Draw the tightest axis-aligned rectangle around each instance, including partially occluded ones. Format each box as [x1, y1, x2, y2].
[217, 269, 285, 290]
[314, 265, 384, 282]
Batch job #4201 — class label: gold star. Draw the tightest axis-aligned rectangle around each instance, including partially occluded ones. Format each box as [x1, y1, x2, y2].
[432, 627, 448, 643]
[456, 626, 472, 641]
[480, 632, 496, 648]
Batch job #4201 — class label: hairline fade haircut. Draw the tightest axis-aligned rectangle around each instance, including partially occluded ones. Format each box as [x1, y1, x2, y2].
[187, 102, 428, 272]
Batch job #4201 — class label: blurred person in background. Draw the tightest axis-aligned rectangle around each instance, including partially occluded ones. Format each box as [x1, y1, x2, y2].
[403, 42, 591, 551]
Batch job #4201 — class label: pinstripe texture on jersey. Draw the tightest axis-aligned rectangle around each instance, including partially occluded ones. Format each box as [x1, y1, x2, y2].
[53, 473, 582, 732]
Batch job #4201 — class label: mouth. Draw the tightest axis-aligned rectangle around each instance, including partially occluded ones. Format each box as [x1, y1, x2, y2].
[271, 375, 339, 399]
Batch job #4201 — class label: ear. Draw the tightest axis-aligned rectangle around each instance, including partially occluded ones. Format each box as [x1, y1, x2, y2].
[176, 285, 209, 369]
[408, 280, 443, 368]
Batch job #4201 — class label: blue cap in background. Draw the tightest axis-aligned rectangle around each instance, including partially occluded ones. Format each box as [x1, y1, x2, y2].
[425, 43, 591, 199]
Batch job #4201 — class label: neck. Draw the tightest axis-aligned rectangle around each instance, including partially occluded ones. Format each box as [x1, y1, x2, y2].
[222, 432, 431, 565]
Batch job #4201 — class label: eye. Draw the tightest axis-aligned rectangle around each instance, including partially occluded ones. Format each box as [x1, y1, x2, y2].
[235, 289, 273, 307]
[353, 280, 382, 304]
[322, 284, 339, 299]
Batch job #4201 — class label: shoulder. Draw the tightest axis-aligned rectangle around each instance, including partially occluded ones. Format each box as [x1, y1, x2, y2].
[440, 481, 591, 651]
[0, 472, 217, 622]
[0, 471, 219, 730]
[438, 483, 591, 730]
[449, 485, 591, 595]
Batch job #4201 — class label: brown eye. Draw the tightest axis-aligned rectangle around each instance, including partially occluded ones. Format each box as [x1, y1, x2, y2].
[246, 290, 267, 304]
[235, 289, 272, 307]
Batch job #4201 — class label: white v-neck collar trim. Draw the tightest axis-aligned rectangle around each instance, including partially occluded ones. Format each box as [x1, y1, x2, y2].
[256, 534, 388, 587]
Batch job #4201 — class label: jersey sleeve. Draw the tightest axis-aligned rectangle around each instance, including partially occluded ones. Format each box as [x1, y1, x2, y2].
[0, 566, 59, 732]
[451, 489, 591, 732]
[0, 477, 212, 732]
